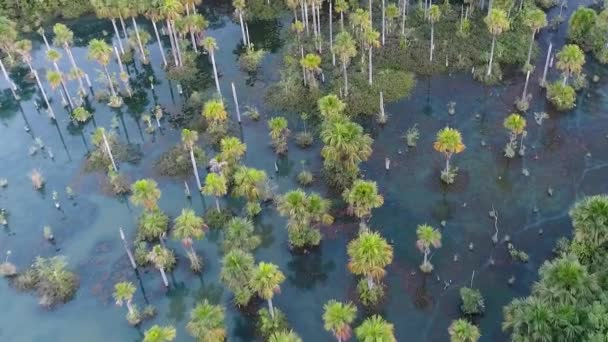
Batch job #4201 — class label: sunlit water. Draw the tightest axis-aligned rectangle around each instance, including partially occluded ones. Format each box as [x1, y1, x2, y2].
[1, 1, 607, 341]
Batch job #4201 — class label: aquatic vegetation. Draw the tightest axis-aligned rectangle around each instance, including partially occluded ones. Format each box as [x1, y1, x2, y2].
[448, 319, 481, 342]
[143, 325, 176, 342]
[223, 217, 260, 253]
[172, 209, 205, 272]
[147, 245, 175, 288]
[71, 106, 91, 124]
[258, 307, 289, 339]
[29, 169, 45, 190]
[416, 224, 442, 273]
[239, 45, 266, 72]
[137, 209, 169, 242]
[459, 287, 485, 316]
[13, 256, 78, 307]
[154, 144, 206, 178]
[113, 281, 140, 325]
[277, 189, 333, 248]
[404, 124, 420, 147]
[186, 300, 225, 342]
[268, 117, 291, 155]
[546, 81, 576, 111]
[355, 315, 396, 342]
[296, 170, 314, 186]
[503, 113, 527, 158]
[434, 127, 465, 184]
[220, 249, 256, 307]
[347, 231, 393, 305]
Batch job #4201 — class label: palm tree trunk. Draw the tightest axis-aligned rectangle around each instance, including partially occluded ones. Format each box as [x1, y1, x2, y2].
[367, 275, 375, 289]
[190, 29, 198, 53]
[210, 51, 222, 97]
[114, 45, 126, 77]
[119, 227, 137, 269]
[103, 65, 117, 97]
[152, 21, 168, 67]
[166, 20, 180, 67]
[64, 44, 87, 93]
[312, 3, 318, 49]
[126, 300, 135, 315]
[423, 250, 428, 268]
[563, 73, 568, 86]
[487, 35, 496, 76]
[522, 69, 530, 100]
[304, 0, 310, 35]
[215, 197, 221, 213]
[53, 62, 74, 109]
[111, 19, 125, 54]
[159, 267, 169, 287]
[526, 31, 535, 67]
[330, 2, 336, 66]
[172, 21, 184, 66]
[541, 42, 552, 86]
[131, 17, 147, 63]
[29, 66, 55, 119]
[267, 298, 275, 318]
[119, 14, 128, 40]
[231, 82, 242, 123]
[445, 154, 451, 174]
[368, 47, 373, 85]
[102, 131, 118, 172]
[0, 58, 17, 98]
[343, 61, 349, 96]
[341, 12, 344, 31]
[239, 11, 247, 45]
[430, 23, 434, 62]
[190, 147, 202, 189]
[382, 0, 386, 45]
[369, 0, 373, 26]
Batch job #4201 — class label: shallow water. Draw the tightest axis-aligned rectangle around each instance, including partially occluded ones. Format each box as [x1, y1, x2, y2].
[1, 1, 607, 341]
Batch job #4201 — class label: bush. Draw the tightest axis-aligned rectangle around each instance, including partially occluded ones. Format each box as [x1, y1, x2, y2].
[204, 208, 232, 229]
[12, 256, 78, 307]
[357, 279, 384, 307]
[155, 145, 206, 178]
[460, 287, 485, 315]
[288, 226, 321, 249]
[295, 131, 313, 148]
[257, 308, 289, 339]
[297, 170, 314, 186]
[239, 46, 266, 72]
[137, 210, 169, 242]
[546, 82, 576, 111]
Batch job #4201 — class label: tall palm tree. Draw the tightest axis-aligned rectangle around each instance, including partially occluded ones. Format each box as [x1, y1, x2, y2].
[556, 44, 585, 85]
[202, 173, 228, 212]
[300, 53, 322, 88]
[220, 249, 255, 306]
[448, 319, 481, 342]
[182, 0, 202, 14]
[333, 32, 357, 97]
[362, 28, 380, 85]
[183, 14, 208, 53]
[126, 0, 148, 63]
[355, 315, 396, 342]
[93, 127, 118, 171]
[144, 0, 169, 67]
[323, 300, 357, 342]
[347, 231, 393, 290]
[52, 24, 90, 92]
[250, 262, 285, 319]
[0, 17, 17, 97]
[285, 0, 299, 21]
[234, 0, 248, 45]
[113, 281, 137, 319]
[160, 0, 185, 67]
[88, 39, 118, 98]
[46, 70, 67, 106]
[46, 49, 74, 109]
[144, 325, 176, 342]
[172, 208, 205, 272]
[182, 129, 202, 189]
[233, 167, 267, 216]
[569, 195, 608, 253]
[223, 217, 261, 252]
[202, 99, 228, 126]
[522, 8, 547, 68]
[318, 94, 347, 121]
[147, 245, 174, 287]
[219, 136, 247, 170]
[484, 9, 510, 76]
[503, 113, 526, 157]
[335, 0, 349, 31]
[130, 179, 162, 211]
[502, 297, 553, 340]
[202, 36, 222, 97]
[428, 5, 441, 62]
[268, 117, 291, 155]
[269, 330, 303, 342]
[14, 39, 56, 119]
[416, 224, 442, 273]
[433, 127, 465, 183]
[186, 300, 225, 342]
[91, 0, 126, 54]
[343, 179, 384, 228]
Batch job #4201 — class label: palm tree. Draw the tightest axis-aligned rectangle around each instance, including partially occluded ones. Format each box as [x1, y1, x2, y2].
[202, 173, 227, 212]
[172, 208, 205, 272]
[130, 179, 162, 211]
[144, 0, 169, 67]
[181, 129, 202, 189]
[234, 0, 248, 45]
[433, 127, 465, 184]
[300, 53, 322, 88]
[428, 5, 441, 62]
[178, 14, 207, 53]
[355, 315, 396, 342]
[233, 167, 267, 216]
[147, 245, 174, 287]
[502, 297, 552, 341]
[335, 0, 349, 31]
[416, 224, 442, 273]
[88, 39, 118, 98]
[113, 281, 137, 317]
[347, 231, 393, 290]
[556, 44, 585, 85]
[250, 262, 285, 319]
[202, 99, 228, 125]
[91, 0, 126, 54]
[46, 49, 75, 109]
[277, 189, 333, 247]
[182, 0, 202, 14]
[269, 330, 303, 342]
[143, 325, 176, 342]
[484, 9, 510, 76]
[343, 179, 384, 229]
[569, 195, 608, 253]
[14, 39, 56, 119]
[93, 127, 118, 171]
[503, 113, 526, 157]
[362, 28, 380, 85]
[219, 136, 247, 170]
[268, 117, 291, 154]
[323, 300, 357, 342]
[523, 8, 547, 68]
[202, 37, 222, 97]
[53, 23, 89, 93]
[186, 300, 225, 342]
[220, 249, 255, 306]
[448, 319, 481, 342]
[223, 217, 261, 252]
[0, 17, 17, 97]
[46, 70, 67, 106]
[125, 0, 148, 63]
[160, 0, 185, 66]
[318, 94, 346, 121]
[333, 32, 357, 97]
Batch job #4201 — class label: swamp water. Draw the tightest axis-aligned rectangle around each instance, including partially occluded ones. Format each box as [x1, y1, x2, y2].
[0, 1, 607, 341]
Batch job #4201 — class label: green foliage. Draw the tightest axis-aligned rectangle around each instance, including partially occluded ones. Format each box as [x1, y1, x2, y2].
[155, 145, 206, 178]
[245, 0, 284, 20]
[71, 106, 91, 124]
[13, 256, 78, 307]
[460, 287, 485, 315]
[0, 0, 91, 30]
[186, 300, 226, 342]
[448, 319, 481, 342]
[568, 7, 597, 49]
[268, 117, 290, 155]
[356, 278, 384, 307]
[323, 300, 357, 341]
[296, 170, 314, 186]
[546, 82, 576, 111]
[569, 195, 608, 263]
[220, 250, 255, 306]
[257, 308, 289, 339]
[137, 210, 169, 242]
[239, 45, 266, 72]
[535, 0, 558, 9]
[204, 208, 231, 229]
[223, 217, 261, 253]
[355, 315, 396, 342]
[277, 189, 334, 248]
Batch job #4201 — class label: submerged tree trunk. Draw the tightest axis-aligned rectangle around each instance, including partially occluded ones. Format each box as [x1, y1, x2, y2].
[231, 82, 241, 123]
[64, 44, 86, 94]
[210, 51, 222, 97]
[0, 58, 17, 98]
[522, 69, 530, 99]
[103, 65, 117, 97]
[152, 21, 168, 67]
[53, 62, 74, 109]
[159, 267, 169, 287]
[487, 35, 496, 76]
[239, 11, 247, 45]
[132, 17, 147, 63]
[526, 31, 535, 67]
[368, 47, 373, 85]
[102, 131, 118, 172]
[382, 0, 386, 45]
[215, 197, 221, 212]
[267, 298, 275, 318]
[541, 42, 552, 86]
[119, 14, 128, 41]
[166, 20, 180, 67]
[111, 19, 125, 54]
[119, 227, 137, 269]
[190, 147, 202, 190]
[29, 65, 55, 119]
[172, 21, 184, 66]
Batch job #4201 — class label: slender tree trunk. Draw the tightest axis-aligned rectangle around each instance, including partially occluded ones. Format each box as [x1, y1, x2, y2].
[341, 12, 344, 31]
[190, 147, 202, 190]
[239, 11, 247, 45]
[541, 42, 552, 86]
[369, 0, 373, 26]
[119, 14, 128, 40]
[119, 227, 137, 269]
[190, 29, 198, 53]
[382, 0, 386, 45]
[152, 21, 168, 67]
[29, 66, 55, 119]
[215, 197, 221, 212]
[304, 0, 310, 35]
[563, 73, 568, 86]
[343, 61, 349, 96]
[52, 62, 74, 109]
[159, 267, 169, 287]
[445, 154, 451, 174]
[526, 31, 535, 67]
[210, 51, 222, 97]
[231, 82, 241, 123]
[312, 2, 318, 49]
[171, 21, 184, 66]
[267, 298, 275, 318]
[166, 20, 180, 66]
[368, 47, 373, 85]
[330, 2, 335, 66]
[132, 17, 147, 63]
[0, 58, 17, 98]
[64, 44, 86, 94]
[103, 65, 117, 97]
[102, 131, 118, 172]
[126, 301, 135, 315]
[423, 249, 428, 267]
[487, 35, 496, 76]
[114, 45, 126, 76]
[522, 69, 530, 99]
[301, 47, 307, 87]
[112, 19, 125, 54]
[367, 275, 375, 289]
[430, 23, 434, 61]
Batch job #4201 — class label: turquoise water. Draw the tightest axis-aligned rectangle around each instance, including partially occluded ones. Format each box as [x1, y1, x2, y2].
[1, 1, 607, 341]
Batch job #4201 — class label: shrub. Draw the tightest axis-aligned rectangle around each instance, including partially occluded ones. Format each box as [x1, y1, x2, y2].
[546, 82, 576, 111]
[357, 279, 384, 307]
[239, 46, 267, 72]
[13, 256, 78, 307]
[460, 287, 485, 315]
[137, 210, 169, 242]
[257, 308, 289, 339]
[155, 145, 206, 178]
